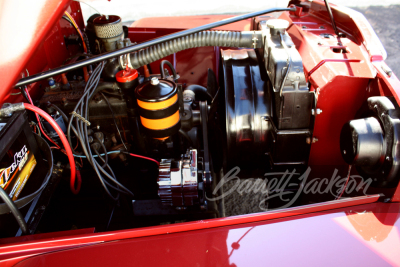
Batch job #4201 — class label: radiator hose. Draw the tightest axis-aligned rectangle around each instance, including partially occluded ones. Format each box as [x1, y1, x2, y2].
[130, 30, 261, 69]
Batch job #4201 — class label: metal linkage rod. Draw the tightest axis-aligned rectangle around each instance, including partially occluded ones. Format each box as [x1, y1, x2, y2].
[14, 7, 294, 88]
[323, 0, 340, 37]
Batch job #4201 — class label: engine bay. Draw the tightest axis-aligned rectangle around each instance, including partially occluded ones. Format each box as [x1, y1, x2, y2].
[0, 1, 399, 239]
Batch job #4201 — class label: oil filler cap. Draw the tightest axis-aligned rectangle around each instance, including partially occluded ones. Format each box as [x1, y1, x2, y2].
[267, 19, 289, 35]
[116, 68, 138, 83]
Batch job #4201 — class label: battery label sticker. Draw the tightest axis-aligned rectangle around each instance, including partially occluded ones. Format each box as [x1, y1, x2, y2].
[0, 145, 37, 200]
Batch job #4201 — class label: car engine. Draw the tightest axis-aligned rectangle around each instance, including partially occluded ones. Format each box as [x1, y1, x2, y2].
[0, 1, 398, 238]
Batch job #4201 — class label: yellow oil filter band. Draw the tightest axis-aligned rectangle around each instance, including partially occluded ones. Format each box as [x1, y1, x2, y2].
[137, 94, 178, 110]
[140, 111, 180, 130]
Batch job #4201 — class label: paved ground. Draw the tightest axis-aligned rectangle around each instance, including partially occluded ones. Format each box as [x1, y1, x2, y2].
[352, 5, 400, 76]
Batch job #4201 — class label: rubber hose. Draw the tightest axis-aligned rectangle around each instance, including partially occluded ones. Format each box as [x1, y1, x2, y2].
[160, 60, 178, 80]
[130, 30, 260, 68]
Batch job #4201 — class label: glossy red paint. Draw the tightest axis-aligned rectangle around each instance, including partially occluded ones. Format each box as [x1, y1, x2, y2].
[274, 1, 389, 179]
[370, 62, 400, 202]
[307, 59, 362, 79]
[0, 228, 95, 246]
[1, 1, 85, 105]
[0, 0, 400, 266]
[13, 200, 400, 267]
[0, 195, 380, 266]
[0, 0, 77, 103]
[130, 15, 252, 31]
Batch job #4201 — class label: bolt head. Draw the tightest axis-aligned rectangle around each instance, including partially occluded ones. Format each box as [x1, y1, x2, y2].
[150, 77, 159, 85]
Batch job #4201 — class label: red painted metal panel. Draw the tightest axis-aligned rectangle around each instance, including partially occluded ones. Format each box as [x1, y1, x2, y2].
[1, 0, 86, 105]
[0, 195, 380, 265]
[0, 0, 74, 104]
[0, 1, 399, 266]
[130, 15, 252, 31]
[275, 5, 380, 173]
[13, 200, 400, 267]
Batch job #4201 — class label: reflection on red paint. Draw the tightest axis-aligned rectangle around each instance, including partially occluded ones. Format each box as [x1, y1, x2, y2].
[334, 203, 400, 266]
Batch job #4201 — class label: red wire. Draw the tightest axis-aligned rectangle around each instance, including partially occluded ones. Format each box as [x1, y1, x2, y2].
[24, 88, 63, 150]
[74, 138, 79, 150]
[128, 153, 160, 166]
[24, 103, 81, 194]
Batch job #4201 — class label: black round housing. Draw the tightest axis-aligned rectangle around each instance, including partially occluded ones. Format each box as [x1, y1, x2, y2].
[340, 117, 385, 167]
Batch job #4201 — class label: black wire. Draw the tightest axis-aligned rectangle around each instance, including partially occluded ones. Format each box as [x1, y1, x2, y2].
[62, 53, 92, 66]
[67, 62, 103, 155]
[0, 187, 29, 235]
[93, 139, 108, 169]
[105, 203, 116, 231]
[323, 0, 340, 37]
[146, 64, 153, 74]
[102, 90, 123, 98]
[100, 92, 128, 151]
[21, 86, 30, 102]
[50, 104, 80, 152]
[159, 60, 178, 80]
[66, 62, 134, 201]
[61, 16, 86, 52]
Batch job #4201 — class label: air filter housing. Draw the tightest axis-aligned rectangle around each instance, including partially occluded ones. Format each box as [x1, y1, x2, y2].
[93, 15, 123, 52]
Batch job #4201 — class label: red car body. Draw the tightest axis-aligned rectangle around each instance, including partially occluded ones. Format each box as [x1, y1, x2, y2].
[0, 0, 399, 266]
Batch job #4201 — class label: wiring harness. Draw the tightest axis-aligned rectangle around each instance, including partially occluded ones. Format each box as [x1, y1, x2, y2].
[66, 61, 133, 201]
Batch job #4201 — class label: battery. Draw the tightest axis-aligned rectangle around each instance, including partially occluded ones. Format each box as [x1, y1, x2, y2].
[0, 111, 44, 202]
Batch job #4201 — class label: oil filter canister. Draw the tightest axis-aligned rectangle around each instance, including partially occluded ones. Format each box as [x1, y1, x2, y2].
[135, 77, 180, 140]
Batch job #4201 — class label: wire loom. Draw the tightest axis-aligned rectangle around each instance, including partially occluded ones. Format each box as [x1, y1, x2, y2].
[66, 61, 134, 201]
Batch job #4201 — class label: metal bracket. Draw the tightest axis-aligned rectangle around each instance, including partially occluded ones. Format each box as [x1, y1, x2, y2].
[199, 101, 212, 186]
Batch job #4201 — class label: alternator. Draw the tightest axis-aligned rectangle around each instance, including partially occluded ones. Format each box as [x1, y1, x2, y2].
[158, 149, 201, 207]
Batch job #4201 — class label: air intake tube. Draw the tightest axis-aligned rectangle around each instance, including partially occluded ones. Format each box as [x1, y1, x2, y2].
[130, 30, 261, 69]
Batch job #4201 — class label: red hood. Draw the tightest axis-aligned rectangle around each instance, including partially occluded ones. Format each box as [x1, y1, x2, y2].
[0, 0, 72, 104]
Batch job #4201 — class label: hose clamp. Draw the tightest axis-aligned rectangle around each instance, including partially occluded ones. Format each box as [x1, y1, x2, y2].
[119, 53, 133, 70]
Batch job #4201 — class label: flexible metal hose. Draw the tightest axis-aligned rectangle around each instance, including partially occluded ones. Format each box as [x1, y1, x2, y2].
[15, 7, 294, 88]
[130, 30, 261, 68]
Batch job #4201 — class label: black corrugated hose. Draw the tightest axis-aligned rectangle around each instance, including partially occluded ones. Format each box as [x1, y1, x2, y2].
[130, 30, 261, 69]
